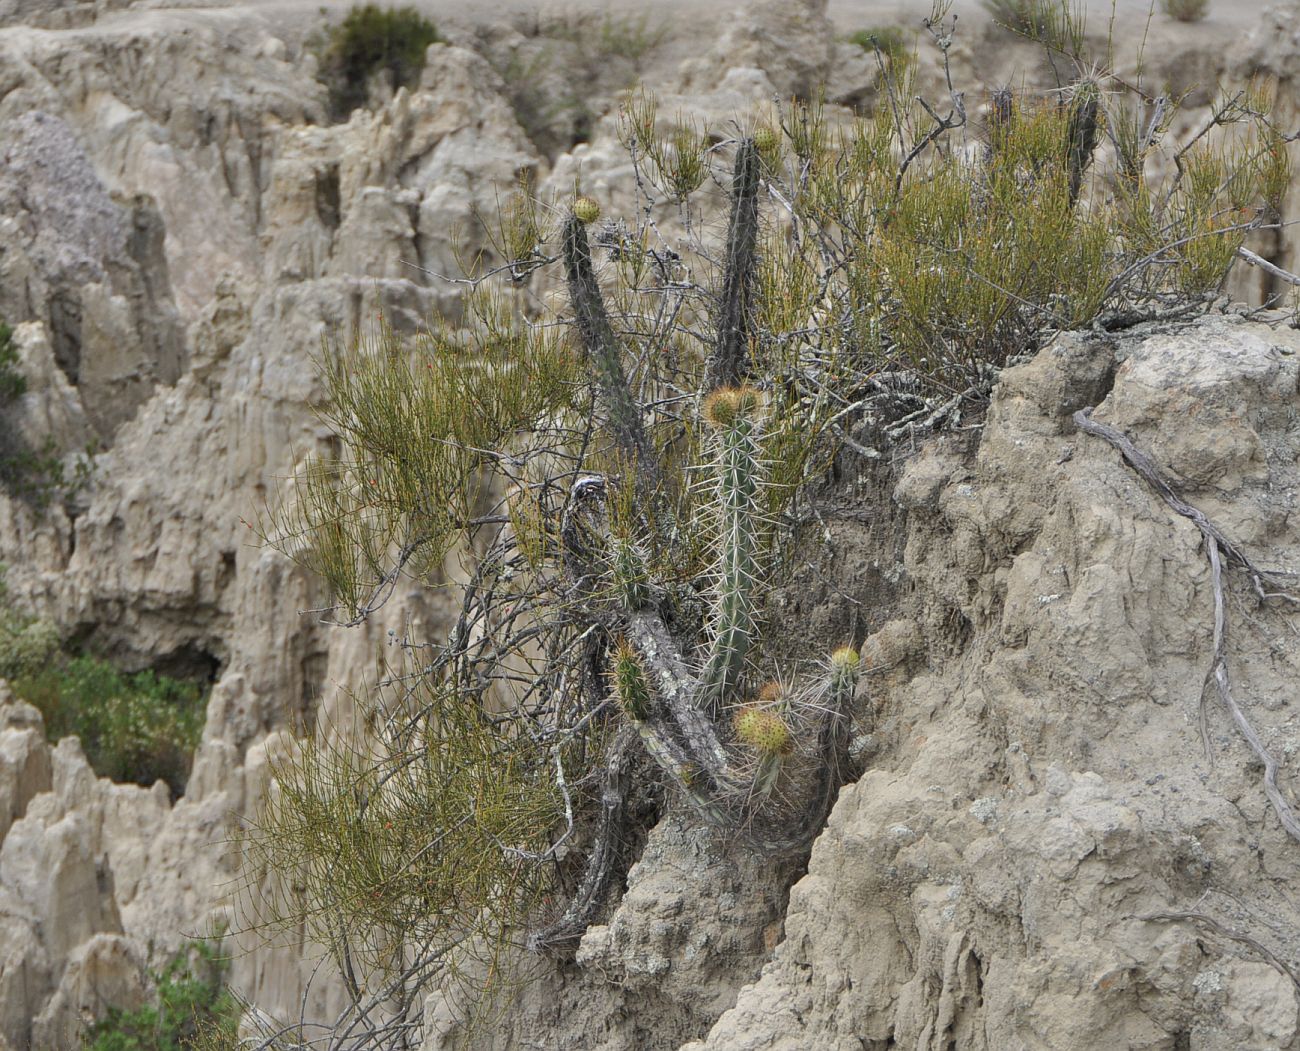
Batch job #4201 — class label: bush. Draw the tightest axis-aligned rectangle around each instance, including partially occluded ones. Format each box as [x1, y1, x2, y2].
[1161, 0, 1209, 22]
[83, 939, 239, 1051]
[316, 4, 440, 120]
[12, 655, 208, 794]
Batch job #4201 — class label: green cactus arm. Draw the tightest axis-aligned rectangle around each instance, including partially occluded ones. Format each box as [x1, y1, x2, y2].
[697, 400, 763, 715]
[751, 752, 785, 798]
[561, 214, 658, 492]
[706, 139, 761, 391]
[1067, 81, 1101, 208]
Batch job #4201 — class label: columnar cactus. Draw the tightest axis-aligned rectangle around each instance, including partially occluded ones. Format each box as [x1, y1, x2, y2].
[562, 211, 655, 494]
[1066, 80, 1101, 207]
[529, 139, 862, 953]
[698, 385, 766, 715]
[708, 139, 761, 391]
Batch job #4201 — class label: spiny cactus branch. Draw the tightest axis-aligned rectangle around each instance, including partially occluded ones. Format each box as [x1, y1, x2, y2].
[741, 656, 857, 855]
[561, 214, 658, 495]
[1067, 80, 1100, 208]
[626, 611, 734, 786]
[707, 139, 761, 391]
[697, 398, 764, 715]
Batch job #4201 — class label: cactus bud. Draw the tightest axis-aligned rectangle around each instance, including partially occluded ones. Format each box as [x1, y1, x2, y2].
[830, 647, 861, 673]
[752, 126, 779, 153]
[703, 384, 764, 429]
[573, 196, 601, 225]
[757, 681, 784, 705]
[734, 706, 791, 756]
[830, 645, 861, 695]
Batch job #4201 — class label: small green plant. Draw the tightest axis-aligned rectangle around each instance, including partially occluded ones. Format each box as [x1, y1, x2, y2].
[315, 4, 440, 120]
[83, 939, 239, 1051]
[848, 26, 912, 72]
[1161, 0, 1209, 21]
[0, 564, 59, 681]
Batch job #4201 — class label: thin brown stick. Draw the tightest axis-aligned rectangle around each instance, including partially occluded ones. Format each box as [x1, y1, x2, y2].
[1137, 910, 1300, 993]
[1075, 406, 1300, 844]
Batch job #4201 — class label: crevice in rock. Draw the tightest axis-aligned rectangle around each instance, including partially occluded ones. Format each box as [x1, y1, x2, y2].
[47, 288, 82, 385]
[314, 164, 341, 231]
[153, 643, 222, 685]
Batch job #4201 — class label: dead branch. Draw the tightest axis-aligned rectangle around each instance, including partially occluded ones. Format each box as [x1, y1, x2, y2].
[1074, 407, 1300, 845]
[1136, 909, 1300, 993]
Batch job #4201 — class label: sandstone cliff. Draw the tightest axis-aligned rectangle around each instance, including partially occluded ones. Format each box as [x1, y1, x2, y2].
[0, 2, 1299, 1049]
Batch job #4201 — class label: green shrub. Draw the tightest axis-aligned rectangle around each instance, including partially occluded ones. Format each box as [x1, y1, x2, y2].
[0, 614, 60, 680]
[316, 4, 440, 120]
[2, 566, 208, 793]
[13, 656, 207, 793]
[1161, 0, 1209, 21]
[848, 26, 912, 71]
[83, 939, 239, 1051]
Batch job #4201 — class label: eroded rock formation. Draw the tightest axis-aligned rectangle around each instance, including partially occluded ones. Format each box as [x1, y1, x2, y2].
[1, 2, 1299, 1049]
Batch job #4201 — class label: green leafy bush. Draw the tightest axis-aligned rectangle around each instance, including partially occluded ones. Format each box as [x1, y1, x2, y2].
[2, 566, 208, 793]
[83, 939, 239, 1051]
[13, 656, 207, 793]
[316, 4, 440, 120]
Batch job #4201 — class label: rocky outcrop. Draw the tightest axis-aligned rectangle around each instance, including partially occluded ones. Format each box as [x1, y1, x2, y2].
[678, 316, 1300, 1051]
[2, 1, 1300, 1049]
[0, 12, 541, 1047]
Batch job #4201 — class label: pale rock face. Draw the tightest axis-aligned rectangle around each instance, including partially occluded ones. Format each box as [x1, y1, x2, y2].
[2, 2, 1300, 1050]
[0, 9, 540, 1047]
[676, 317, 1300, 1051]
[30, 933, 149, 1050]
[0, 110, 183, 438]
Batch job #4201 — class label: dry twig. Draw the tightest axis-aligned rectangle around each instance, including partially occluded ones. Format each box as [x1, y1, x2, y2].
[1074, 407, 1300, 844]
